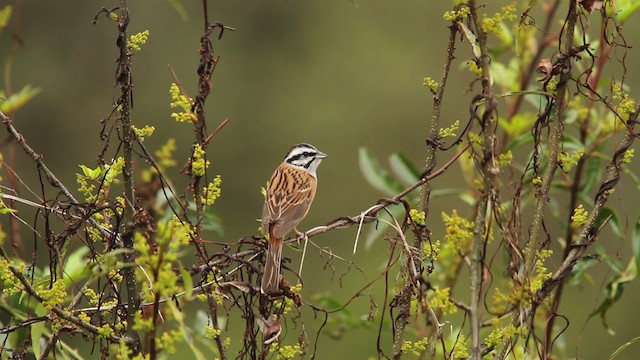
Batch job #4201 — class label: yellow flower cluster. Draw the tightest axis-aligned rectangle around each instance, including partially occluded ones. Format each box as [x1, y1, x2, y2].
[531, 249, 553, 292]
[497, 150, 513, 166]
[452, 334, 469, 358]
[570, 204, 588, 228]
[39, 279, 67, 311]
[613, 83, 637, 118]
[430, 286, 458, 315]
[443, 6, 470, 22]
[486, 317, 522, 347]
[277, 343, 303, 359]
[423, 76, 439, 92]
[204, 326, 222, 340]
[401, 337, 428, 356]
[201, 175, 222, 205]
[438, 120, 460, 139]
[531, 176, 542, 186]
[558, 148, 584, 171]
[128, 30, 150, 52]
[623, 149, 635, 163]
[191, 144, 210, 177]
[409, 208, 426, 226]
[169, 83, 197, 123]
[467, 60, 483, 77]
[442, 209, 474, 250]
[142, 138, 177, 182]
[132, 125, 155, 141]
[0, 5, 11, 30]
[481, 3, 517, 34]
[0, 258, 23, 296]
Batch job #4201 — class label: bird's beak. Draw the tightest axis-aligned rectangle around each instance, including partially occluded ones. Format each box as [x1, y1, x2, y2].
[317, 151, 327, 159]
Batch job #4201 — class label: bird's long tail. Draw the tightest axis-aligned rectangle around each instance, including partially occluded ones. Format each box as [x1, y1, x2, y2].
[261, 233, 283, 294]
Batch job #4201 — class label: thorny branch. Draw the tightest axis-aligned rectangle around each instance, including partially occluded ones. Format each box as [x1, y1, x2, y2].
[0, 244, 129, 346]
[184, 1, 234, 358]
[467, 1, 499, 358]
[109, 4, 142, 351]
[409, 10, 461, 356]
[538, 107, 640, 311]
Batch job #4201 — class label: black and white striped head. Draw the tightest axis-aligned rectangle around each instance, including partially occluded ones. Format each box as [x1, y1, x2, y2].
[284, 143, 327, 177]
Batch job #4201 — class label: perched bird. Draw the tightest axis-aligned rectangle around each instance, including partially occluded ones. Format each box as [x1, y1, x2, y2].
[261, 143, 327, 293]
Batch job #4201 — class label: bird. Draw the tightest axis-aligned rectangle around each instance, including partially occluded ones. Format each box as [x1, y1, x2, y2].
[260, 143, 327, 294]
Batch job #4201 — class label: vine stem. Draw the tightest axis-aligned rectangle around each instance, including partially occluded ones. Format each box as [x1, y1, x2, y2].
[495, 1, 579, 359]
[537, 107, 640, 302]
[524, 0, 578, 283]
[113, 1, 142, 352]
[190, 1, 228, 358]
[420, 22, 459, 213]
[468, 1, 498, 358]
[0, 245, 128, 345]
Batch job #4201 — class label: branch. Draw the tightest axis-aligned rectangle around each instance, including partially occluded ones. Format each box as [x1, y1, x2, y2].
[307, 144, 470, 239]
[0, 111, 120, 243]
[468, 1, 499, 357]
[524, 0, 578, 275]
[537, 108, 640, 302]
[0, 245, 129, 345]
[109, 3, 141, 350]
[188, 2, 233, 358]
[420, 19, 460, 211]
[495, 2, 580, 359]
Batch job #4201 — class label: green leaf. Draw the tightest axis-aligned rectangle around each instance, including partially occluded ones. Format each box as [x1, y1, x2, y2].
[63, 247, 90, 283]
[618, 258, 638, 283]
[596, 207, 623, 237]
[0, 85, 41, 114]
[91, 167, 103, 179]
[79, 165, 92, 178]
[78, 165, 101, 179]
[580, 155, 601, 195]
[506, 132, 534, 152]
[358, 147, 403, 196]
[490, 58, 520, 91]
[459, 192, 476, 205]
[561, 134, 583, 149]
[168, 302, 207, 360]
[0, 5, 12, 29]
[0, 207, 17, 214]
[311, 293, 344, 310]
[58, 341, 85, 360]
[167, 0, 189, 21]
[202, 210, 224, 236]
[457, 21, 481, 58]
[615, 0, 640, 23]
[180, 267, 193, 300]
[633, 216, 640, 266]
[388, 153, 420, 187]
[31, 322, 45, 358]
[364, 204, 404, 250]
[183, 202, 224, 236]
[498, 112, 536, 138]
[609, 335, 640, 359]
[567, 256, 599, 286]
[589, 258, 637, 335]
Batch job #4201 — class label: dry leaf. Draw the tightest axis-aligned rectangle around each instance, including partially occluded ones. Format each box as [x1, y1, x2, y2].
[215, 281, 253, 298]
[579, 0, 604, 13]
[536, 58, 553, 82]
[256, 315, 282, 345]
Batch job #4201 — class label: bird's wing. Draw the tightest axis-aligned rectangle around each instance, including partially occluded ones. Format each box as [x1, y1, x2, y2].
[262, 164, 317, 237]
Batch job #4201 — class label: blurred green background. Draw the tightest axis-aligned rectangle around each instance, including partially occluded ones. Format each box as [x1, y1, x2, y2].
[3, 0, 640, 358]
